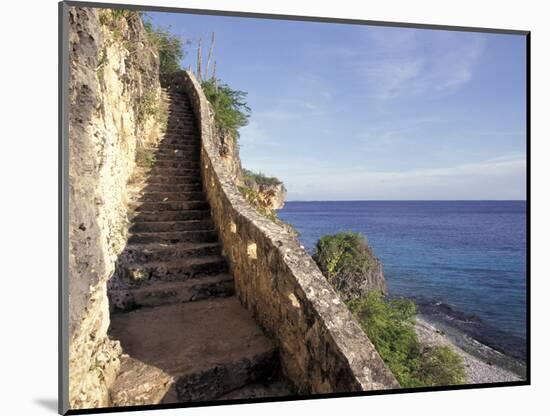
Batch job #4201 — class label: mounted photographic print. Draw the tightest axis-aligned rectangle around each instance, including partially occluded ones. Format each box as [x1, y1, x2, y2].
[59, 1, 530, 414]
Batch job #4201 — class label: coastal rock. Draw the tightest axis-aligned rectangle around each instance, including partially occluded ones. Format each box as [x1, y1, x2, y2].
[312, 232, 388, 301]
[247, 182, 288, 210]
[341, 243, 387, 300]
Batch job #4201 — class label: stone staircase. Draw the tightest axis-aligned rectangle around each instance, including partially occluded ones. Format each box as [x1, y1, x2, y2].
[108, 87, 291, 406]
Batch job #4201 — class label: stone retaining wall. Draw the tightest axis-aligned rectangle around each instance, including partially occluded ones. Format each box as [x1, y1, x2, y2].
[162, 71, 399, 394]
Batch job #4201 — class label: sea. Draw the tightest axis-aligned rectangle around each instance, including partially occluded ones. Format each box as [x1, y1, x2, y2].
[278, 200, 527, 362]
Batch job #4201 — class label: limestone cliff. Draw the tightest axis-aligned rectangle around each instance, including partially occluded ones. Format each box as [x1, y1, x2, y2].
[68, 7, 163, 409]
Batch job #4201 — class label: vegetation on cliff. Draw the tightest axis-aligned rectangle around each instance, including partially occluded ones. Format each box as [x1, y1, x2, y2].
[240, 169, 286, 211]
[143, 19, 185, 74]
[312, 232, 387, 299]
[243, 169, 282, 187]
[313, 232, 373, 289]
[314, 232, 466, 388]
[201, 79, 251, 138]
[199, 78, 289, 225]
[348, 292, 466, 387]
[236, 172, 293, 237]
[238, 185, 278, 222]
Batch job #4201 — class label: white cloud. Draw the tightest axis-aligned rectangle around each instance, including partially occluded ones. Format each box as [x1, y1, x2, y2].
[361, 59, 424, 101]
[356, 30, 485, 102]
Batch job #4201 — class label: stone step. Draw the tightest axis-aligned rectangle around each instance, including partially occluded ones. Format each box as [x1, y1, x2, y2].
[159, 137, 200, 146]
[164, 119, 195, 125]
[155, 143, 200, 151]
[216, 380, 293, 400]
[133, 209, 210, 222]
[144, 174, 201, 185]
[134, 200, 208, 212]
[109, 297, 278, 405]
[137, 191, 205, 202]
[124, 255, 228, 282]
[153, 159, 200, 169]
[161, 133, 200, 141]
[164, 109, 193, 115]
[144, 145, 199, 155]
[163, 103, 195, 113]
[155, 147, 199, 155]
[164, 121, 194, 127]
[165, 107, 193, 112]
[150, 166, 201, 177]
[120, 241, 221, 263]
[142, 182, 202, 193]
[128, 229, 217, 244]
[130, 219, 213, 233]
[167, 123, 198, 134]
[153, 155, 200, 164]
[164, 116, 195, 121]
[162, 134, 200, 144]
[143, 167, 201, 183]
[162, 132, 198, 139]
[109, 273, 234, 311]
[162, 97, 191, 104]
[165, 109, 193, 115]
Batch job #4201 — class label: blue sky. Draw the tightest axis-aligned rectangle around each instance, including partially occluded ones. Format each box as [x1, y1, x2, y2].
[148, 12, 527, 201]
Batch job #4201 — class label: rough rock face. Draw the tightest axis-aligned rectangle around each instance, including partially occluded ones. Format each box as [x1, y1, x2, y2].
[267, 183, 287, 210]
[218, 132, 242, 183]
[337, 244, 388, 301]
[68, 7, 162, 409]
[247, 182, 287, 210]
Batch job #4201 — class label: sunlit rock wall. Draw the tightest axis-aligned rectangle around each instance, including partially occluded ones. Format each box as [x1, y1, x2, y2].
[67, 7, 162, 409]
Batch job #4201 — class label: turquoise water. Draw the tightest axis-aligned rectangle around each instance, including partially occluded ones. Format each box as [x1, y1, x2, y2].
[278, 200, 527, 360]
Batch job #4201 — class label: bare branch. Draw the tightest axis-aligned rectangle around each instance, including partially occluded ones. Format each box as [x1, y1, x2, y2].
[205, 32, 215, 80]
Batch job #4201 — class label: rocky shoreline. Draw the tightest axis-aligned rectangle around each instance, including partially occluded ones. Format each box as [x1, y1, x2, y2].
[415, 315, 526, 385]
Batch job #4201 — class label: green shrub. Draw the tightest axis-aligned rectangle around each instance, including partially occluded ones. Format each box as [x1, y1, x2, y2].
[347, 291, 466, 388]
[415, 345, 466, 386]
[143, 19, 185, 74]
[135, 147, 156, 168]
[243, 169, 282, 187]
[201, 79, 250, 137]
[312, 232, 373, 292]
[137, 90, 161, 124]
[348, 291, 422, 387]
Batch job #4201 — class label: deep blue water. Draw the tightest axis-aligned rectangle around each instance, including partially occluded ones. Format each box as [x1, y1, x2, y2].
[278, 201, 527, 360]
